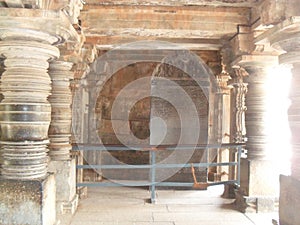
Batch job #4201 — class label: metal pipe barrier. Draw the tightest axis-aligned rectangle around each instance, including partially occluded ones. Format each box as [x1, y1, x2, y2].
[73, 143, 244, 203]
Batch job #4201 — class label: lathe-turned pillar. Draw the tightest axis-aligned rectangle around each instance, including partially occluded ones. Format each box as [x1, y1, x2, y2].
[0, 7, 78, 225]
[269, 17, 300, 225]
[232, 55, 279, 213]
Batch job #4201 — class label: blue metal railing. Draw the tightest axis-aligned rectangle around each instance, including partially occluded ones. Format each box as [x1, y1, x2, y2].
[73, 143, 244, 203]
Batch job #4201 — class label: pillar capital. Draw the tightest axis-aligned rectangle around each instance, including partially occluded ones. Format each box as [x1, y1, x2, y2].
[216, 64, 232, 93]
[257, 0, 300, 26]
[232, 54, 278, 71]
[0, 7, 79, 44]
[255, 16, 300, 66]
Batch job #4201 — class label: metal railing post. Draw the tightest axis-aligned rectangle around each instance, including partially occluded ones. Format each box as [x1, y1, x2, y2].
[150, 150, 156, 203]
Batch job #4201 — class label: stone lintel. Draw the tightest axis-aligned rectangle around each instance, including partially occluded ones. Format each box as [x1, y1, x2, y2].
[0, 174, 56, 225]
[279, 175, 300, 225]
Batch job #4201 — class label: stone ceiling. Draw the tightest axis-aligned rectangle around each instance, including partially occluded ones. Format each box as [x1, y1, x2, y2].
[81, 0, 261, 50]
[0, 0, 263, 50]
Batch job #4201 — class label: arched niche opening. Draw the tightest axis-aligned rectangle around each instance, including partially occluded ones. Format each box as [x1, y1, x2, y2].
[74, 41, 221, 184]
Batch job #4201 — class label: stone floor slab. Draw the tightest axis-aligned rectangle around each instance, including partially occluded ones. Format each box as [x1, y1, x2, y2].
[65, 186, 277, 225]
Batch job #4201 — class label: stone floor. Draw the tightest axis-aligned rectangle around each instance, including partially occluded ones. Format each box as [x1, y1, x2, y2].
[61, 185, 279, 225]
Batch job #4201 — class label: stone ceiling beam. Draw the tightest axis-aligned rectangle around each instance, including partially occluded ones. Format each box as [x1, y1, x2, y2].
[80, 5, 250, 40]
[85, 36, 222, 50]
[85, 0, 260, 7]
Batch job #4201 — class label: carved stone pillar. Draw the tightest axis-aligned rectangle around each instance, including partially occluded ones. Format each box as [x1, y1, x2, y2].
[215, 70, 232, 181]
[48, 61, 74, 161]
[232, 55, 279, 213]
[243, 66, 269, 160]
[270, 19, 300, 180]
[222, 68, 247, 199]
[231, 68, 248, 144]
[0, 32, 59, 181]
[0, 8, 78, 225]
[269, 17, 300, 225]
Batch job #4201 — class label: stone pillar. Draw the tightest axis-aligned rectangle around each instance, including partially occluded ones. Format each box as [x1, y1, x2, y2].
[0, 7, 78, 225]
[231, 67, 248, 144]
[232, 55, 279, 213]
[48, 61, 73, 161]
[0, 17, 59, 225]
[222, 67, 247, 198]
[244, 66, 269, 160]
[269, 17, 300, 225]
[48, 61, 79, 216]
[214, 69, 232, 182]
[0, 40, 59, 180]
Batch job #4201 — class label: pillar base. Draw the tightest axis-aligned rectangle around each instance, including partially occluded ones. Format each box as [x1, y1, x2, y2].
[234, 189, 278, 213]
[222, 183, 237, 199]
[77, 186, 88, 199]
[234, 158, 279, 213]
[0, 173, 56, 225]
[279, 175, 300, 225]
[49, 158, 78, 216]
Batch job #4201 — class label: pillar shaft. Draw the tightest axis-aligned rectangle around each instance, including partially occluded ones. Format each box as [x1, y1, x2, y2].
[270, 19, 300, 180]
[48, 61, 73, 161]
[232, 68, 248, 143]
[289, 63, 300, 179]
[0, 40, 59, 179]
[231, 55, 279, 212]
[244, 67, 269, 160]
[0, 7, 76, 180]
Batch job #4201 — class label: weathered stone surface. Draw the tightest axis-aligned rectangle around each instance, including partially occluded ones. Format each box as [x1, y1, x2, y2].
[48, 61, 74, 161]
[81, 4, 250, 45]
[279, 175, 300, 225]
[49, 159, 78, 215]
[240, 159, 279, 197]
[0, 174, 56, 225]
[268, 17, 300, 180]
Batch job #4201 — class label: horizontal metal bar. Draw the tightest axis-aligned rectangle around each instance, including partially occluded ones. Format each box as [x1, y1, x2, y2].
[72, 143, 245, 151]
[76, 180, 239, 187]
[76, 162, 238, 169]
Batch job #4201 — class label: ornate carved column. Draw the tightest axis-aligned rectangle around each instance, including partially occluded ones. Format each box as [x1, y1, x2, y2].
[269, 17, 300, 225]
[231, 68, 248, 144]
[0, 7, 79, 225]
[244, 66, 269, 160]
[48, 61, 74, 161]
[46, 2, 85, 215]
[270, 18, 300, 180]
[233, 55, 278, 160]
[215, 68, 232, 181]
[221, 67, 248, 199]
[232, 55, 279, 213]
[0, 18, 62, 180]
